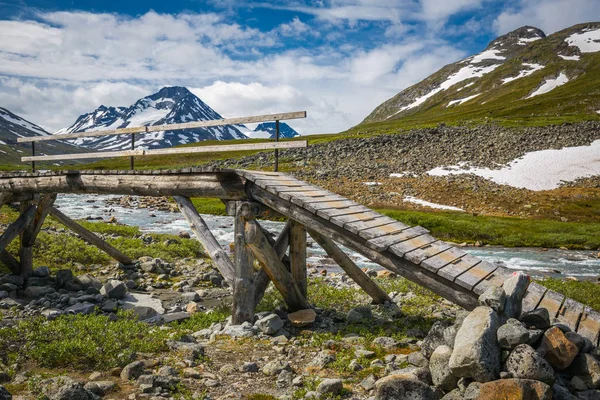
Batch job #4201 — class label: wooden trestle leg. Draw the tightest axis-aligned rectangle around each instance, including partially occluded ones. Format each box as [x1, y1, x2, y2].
[232, 202, 256, 324]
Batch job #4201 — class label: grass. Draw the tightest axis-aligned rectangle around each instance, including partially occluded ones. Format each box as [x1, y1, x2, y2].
[376, 208, 600, 249]
[538, 278, 600, 311]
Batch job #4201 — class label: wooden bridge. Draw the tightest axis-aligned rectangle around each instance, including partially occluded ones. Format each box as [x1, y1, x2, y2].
[0, 111, 598, 345]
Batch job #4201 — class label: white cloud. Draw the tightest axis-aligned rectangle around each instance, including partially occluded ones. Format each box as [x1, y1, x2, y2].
[419, 0, 484, 21]
[494, 0, 600, 34]
[278, 16, 319, 37]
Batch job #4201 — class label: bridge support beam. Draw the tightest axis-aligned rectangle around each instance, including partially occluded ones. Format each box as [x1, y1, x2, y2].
[232, 202, 256, 324]
[254, 221, 291, 307]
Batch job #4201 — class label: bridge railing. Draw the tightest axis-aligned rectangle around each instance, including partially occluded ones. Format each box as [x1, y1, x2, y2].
[17, 111, 307, 172]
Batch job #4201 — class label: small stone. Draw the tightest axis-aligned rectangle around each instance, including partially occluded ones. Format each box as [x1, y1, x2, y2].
[100, 280, 128, 299]
[567, 354, 600, 389]
[541, 326, 579, 370]
[478, 286, 506, 313]
[375, 374, 437, 400]
[121, 360, 145, 381]
[182, 292, 200, 302]
[287, 309, 316, 328]
[50, 382, 97, 400]
[183, 368, 201, 379]
[262, 360, 290, 376]
[24, 286, 55, 298]
[372, 336, 399, 350]
[347, 306, 373, 323]
[497, 319, 530, 349]
[33, 266, 50, 277]
[361, 375, 376, 391]
[355, 349, 376, 359]
[255, 314, 284, 335]
[421, 321, 452, 359]
[310, 350, 336, 367]
[519, 309, 550, 330]
[186, 302, 199, 314]
[83, 381, 116, 395]
[240, 362, 259, 373]
[349, 359, 364, 371]
[316, 379, 343, 396]
[430, 345, 458, 392]
[65, 302, 96, 315]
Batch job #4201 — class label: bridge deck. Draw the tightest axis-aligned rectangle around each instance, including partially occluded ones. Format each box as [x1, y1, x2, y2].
[0, 168, 598, 343]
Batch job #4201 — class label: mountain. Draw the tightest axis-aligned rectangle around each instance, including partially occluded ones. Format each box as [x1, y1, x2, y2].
[0, 107, 82, 166]
[58, 86, 248, 151]
[362, 23, 600, 127]
[250, 122, 300, 139]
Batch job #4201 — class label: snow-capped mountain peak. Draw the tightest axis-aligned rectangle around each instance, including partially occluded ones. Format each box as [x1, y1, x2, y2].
[248, 122, 300, 139]
[58, 86, 248, 151]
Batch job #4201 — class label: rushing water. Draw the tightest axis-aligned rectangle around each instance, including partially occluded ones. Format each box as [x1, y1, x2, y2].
[55, 194, 600, 279]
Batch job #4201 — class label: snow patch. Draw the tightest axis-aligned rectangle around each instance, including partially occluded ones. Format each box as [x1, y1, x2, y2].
[0, 109, 48, 135]
[470, 49, 505, 63]
[502, 63, 544, 84]
[527, 73, 569, 98]
[403, 196, 464, 211]
[0, 139, 6, 145]
[390, 172, 417, 178]
[558, 54, 580, 61]
[518, 37, 541, 45]
[565, 28, 600, 53]
[363, 182, 382, 186]
[427, 140, 600, 191]
[448, 94, 481, 107]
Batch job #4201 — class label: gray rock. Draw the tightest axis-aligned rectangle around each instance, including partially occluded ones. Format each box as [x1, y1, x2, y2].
[262, 360, 291, 376]
[55, 269, 74, 288]
[121, 360, 145, 381]
[567, 354, 600, 389]
[181, 292, 200, 302]
[361, 374, 376, 391]
[502, 272, 530, 319]
[83, 381, 116, 396]
[497, 319, 530, 349]
[506, 344, 555, 384]
[449, 306, 500, 382]
[77, 275, 102, 290]
[552, 384, 578, 400]
[100, 280, 127, 299]
[519, 308, 551, 330]
[0, 291, 7, 300]
[375, 374, 438, 400]
[33, 266, 50, 278]
[49, 383, 98, 400]
[408, 351, 429, 367]
[349, 359, 364, 371]
[576, 390, 600, 400]
[316, 378, 343, 396]
[255, 314, 284, 335]
[422, 321, 452, 359]
[65, 302, 96, 315]
[440, 389, 463, 400]
[373, 336, 399, 350]
[0, 385, 10, 400]
[24, 286, 55, 298]
[240, 362, 259, 373]
[42, 309, 63, 320]
[430, 345, 458, 392]
[310, 350, 336, 368]
[347, 306, 373, 323]
[566, 331, 586, 352]
[221, 322, 255, 337]
[478, 286, 506, 313]
[166, 341, 204, 361]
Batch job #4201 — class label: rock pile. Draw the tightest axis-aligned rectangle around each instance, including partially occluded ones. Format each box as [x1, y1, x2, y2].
[373, 272, 600, 400]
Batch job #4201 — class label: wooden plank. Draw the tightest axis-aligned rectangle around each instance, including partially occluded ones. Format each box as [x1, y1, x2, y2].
[254, 221, 291, 307]
[367, 226, 429, 252]
[403, 241, 452, 264]
[27, 193, 57, 246]
[19, 111, 308, 143]
[388, 234, 437, 257]
[255, 179, 304, 189]
[557, 298, 585, 331]
[344, 216, 396, 235]
[305, 200, 358, 213]
[23, 141, 308, 162]
[316, 205, 371, 220]
[536, 289, 565, 318]
[0, 205, 36, 254]
[359, 222, 411, 241]
[454, 261, 497, 291]
[232, 202, 255, 325]
[419, 245, 467, 274]
[290, 195, 346, 207]
[331, 212, 383, 229]
[278, 190, 332, 202]
[49, 206, 134, 267]
[309, 229, 391, 304]
[577, 307, 600, 345]
[0, 250, 20, 275]
[520, 282, 547, 314]
[264, 185, 317, 195]
[436, 254, 482, 282]
[290, 221, 307, 297]
[472, 268, 510, 295]
[244, 219, 310, 311]
[174, 196, 234, 286]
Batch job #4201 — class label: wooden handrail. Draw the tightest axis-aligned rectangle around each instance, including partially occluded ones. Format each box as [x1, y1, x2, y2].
[17, 111, 307, 143]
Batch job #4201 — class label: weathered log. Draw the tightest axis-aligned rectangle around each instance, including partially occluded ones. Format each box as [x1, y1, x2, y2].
[49, 206, 133, 265]
[0, 173, 246, 199]
[244, 219, 310, 311]
[249, 185, 479, 310]
[19, 200, 35, 277]
[174, 196, 235, 286]
[254, 221, 291, 306]
[232, 202, 255, 324]
[0, 250, 20, 275]
[308, 229, 391, 304]
[0, 192, 12, 210]
[290, 221, 307, 297]
[27, 193, 57, 246]
[0, 204, 36, 255]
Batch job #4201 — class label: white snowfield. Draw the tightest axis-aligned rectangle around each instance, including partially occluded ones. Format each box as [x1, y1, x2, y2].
[527, 72, 569, 98]
[427, 139, 600, 191]
[558, 54, 580, 61]
[447, 94, 480, 107]
[502, 63, 544, 84]
[403, 196, 464, 211]
[518, 37, 542, 45]
[565, 28, 600, 53]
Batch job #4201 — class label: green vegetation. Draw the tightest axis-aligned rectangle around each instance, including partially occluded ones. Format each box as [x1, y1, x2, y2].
[0, 311, 170, 370]
[376, 208, 600, 249]
[191, 198, 227, 216]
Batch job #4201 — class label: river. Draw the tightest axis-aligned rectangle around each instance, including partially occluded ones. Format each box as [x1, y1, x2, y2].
[55, 194, 600, 279]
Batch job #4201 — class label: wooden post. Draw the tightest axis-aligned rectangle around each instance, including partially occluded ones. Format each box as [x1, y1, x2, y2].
[274, 120, 280, 172]
[28, 193, 57, 245]
[0, 250, 20, 275]
[49, 206, 134, 265]
[290, 220, 307, 297]
[0, 192, 12, 210]
[19, 200, 35, 277]
[0, 204, 36, 255]
[254, 221, 291, 306]
[232, 202, 255, 324]
[173, 196, 235, 286]
[308, 229, 392, 304]
[244, 218, 310, 311]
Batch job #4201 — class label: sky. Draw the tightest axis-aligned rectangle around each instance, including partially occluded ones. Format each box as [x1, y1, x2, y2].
[0, 0, 599, 135]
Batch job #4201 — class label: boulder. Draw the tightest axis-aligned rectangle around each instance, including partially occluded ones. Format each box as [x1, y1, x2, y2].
[501, 272, 530, 319]
[255, 314, 284, 335]
[497, 319, 530, 350]
[49, 383, 98, 400]
[100, 280, 127, 299]
[374, 374, 438, 400]
[541, 326, 579, 370]
[478, 286, 506, 313]
[475, 379, 551, 400]
[505, 344, 555, 384]
[429, 345, 458, 392]
[519, 309, 550, 330]
[65, 302, 96, 315]
[262, 360, 291, 376]
[55, 269, 74, 288]
[449, 306, 500, 382]
[316, 379, 343, 396]
[33, 266, 50, 278]
[287, 309, 316, 327]
[552, 384, 578, 400]
[77, 275, 102, 290]
[422, 321, 452, 359]
[83, 381, 116, 396]
[347, 306, 373, 323]
[121, 361, 145, 381]
[567, 354, 600, 389]
[24, 286, 55, 298]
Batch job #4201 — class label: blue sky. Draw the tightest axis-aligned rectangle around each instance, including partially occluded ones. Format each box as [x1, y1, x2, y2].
[1, 0, 599, 134]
